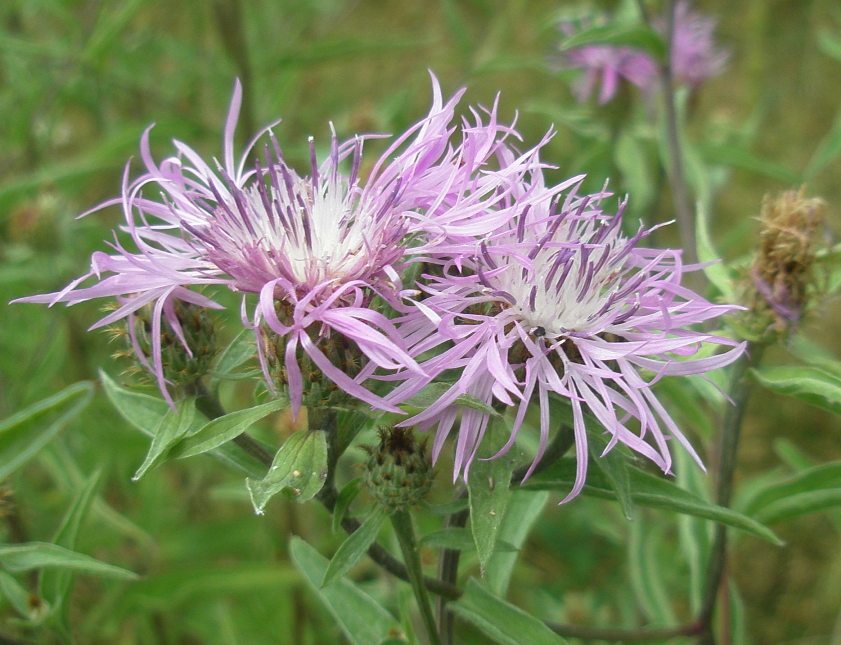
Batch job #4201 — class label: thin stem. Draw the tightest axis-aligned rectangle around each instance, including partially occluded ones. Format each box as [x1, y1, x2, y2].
[546, 620, 703, 641]
[436, 502, 468, 644]
[391, 509, 441, 645]
[643, 0, 697, 264]
[699, 343, 765, 643]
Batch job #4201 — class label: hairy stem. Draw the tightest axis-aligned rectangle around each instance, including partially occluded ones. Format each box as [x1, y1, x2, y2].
[699, 344, 765, 643]
[391, 509, 441, 645]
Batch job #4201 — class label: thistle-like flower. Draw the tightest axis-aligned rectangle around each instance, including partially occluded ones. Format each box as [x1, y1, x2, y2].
[15, 77, 527, 412]
[390, 180, 745, 500]
[559, 0, 727, 104]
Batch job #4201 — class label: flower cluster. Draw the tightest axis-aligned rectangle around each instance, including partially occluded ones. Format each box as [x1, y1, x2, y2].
[17, 76, 743, 500]
[559, 0, 728, 104]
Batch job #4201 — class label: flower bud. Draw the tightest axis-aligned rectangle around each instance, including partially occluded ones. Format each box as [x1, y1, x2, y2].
[109, 300, 217, 389]
[364, 427, 433, 511]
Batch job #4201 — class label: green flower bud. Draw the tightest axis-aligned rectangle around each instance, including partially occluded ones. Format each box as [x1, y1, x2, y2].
[364, 427, 433, 512]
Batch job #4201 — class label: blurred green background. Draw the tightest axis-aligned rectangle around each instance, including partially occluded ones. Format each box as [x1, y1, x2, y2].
[1, 1, 840, 643]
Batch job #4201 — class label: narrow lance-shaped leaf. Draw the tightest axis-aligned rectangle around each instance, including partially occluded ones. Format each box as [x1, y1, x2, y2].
[468, 420, 519, 574]
[132, 398, 196, 480]
[100, 370, 265, 478]
[210, 328, 257, 382]
[750, 365, 841, 416]
[171, 397, 287, 459]
[523, 459, 781, 544]
[558, 23, 666, 60]
[451, 578, 568, 645]
[289, 537, 402, 645]
[0, 543, 137, 581]
[485, 490, 548, 597]
[246, 430, 328, 513]
[321, 506, 387, 587]
[332, 478, 363, 534]
[0, 381, 94, 481]
[39, 471, 102, 622]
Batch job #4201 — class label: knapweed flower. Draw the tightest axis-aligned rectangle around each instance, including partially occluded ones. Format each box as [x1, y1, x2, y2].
[749, 188, 827, 337]
[559, 0, 727, 104]
[389, 180, 745, 500]
[14, 77, 531, 413]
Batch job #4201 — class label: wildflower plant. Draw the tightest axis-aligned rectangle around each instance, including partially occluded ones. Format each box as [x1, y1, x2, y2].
[4, 3, 841, 643]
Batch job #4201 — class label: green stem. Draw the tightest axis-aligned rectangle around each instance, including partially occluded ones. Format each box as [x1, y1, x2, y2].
[699, 344, 765, 643]
[391, 509, 441, 645]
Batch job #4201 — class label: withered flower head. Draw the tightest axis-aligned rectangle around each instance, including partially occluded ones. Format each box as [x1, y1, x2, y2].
[751, 188, 827, 337]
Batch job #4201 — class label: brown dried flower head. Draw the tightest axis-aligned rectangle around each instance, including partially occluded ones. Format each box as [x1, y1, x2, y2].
[750, 188, 827, 337]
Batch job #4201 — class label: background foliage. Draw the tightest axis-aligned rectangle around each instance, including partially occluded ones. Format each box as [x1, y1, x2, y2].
[1, 1, 840, 643]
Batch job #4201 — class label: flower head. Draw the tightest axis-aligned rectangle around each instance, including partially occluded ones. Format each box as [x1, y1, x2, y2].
[559, 0, 727, 103]
[390, 179, 745, 500]
[15, 76, 525, 413]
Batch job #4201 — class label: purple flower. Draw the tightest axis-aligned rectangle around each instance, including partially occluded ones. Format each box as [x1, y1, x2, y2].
[389, 179, 745, 500]
[15, 77, 522, 413]
[560, 1, 727, 103]
[562, 39, 658, 104]
[666, 0, 728, 86]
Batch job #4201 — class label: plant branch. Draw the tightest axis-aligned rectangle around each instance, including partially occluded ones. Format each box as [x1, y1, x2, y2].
[698, 343, 765, 642]
[644, 0, 697, 264]
[546, 620, 703, 641]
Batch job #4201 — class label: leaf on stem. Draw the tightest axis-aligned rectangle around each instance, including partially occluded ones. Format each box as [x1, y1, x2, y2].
[321, 506, 387, 588]
[0, 381, 93, 481]
[289, 537, 401, 645]
[246, 430, 328, 513]
[451, 579, 568, 645]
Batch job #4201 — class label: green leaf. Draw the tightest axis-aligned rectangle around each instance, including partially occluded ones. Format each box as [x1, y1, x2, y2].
[697, 142, 800, 183]
[755, 490, 841, 525]
[423, 498, 470, 516]
[332, 478, 363, 534]
[171, 398, 286, 459]
[322, 506, 387, 587]
[0, 543, 137, 581]
[0, 571, 35, 619]
[558, 23, 666, 60]
[588, 432, 633, 521]
[0, 382, 93, 481]
[485, 490, 548, 597]
[818, 28, 841, 62]
[523, 459, 781, 544]
[210, 328, 256, 381]
[289, 537, 402, 645]
[451, 579, 567, 645]
[750, 365, 841, 416]
[468, 421, 518, 574]
[629, 519, 676, 623]
[100, 370, 265, 478]
[401, 382, 499, 417]
[695, 201, 736, 301]
[419, 527, 476, 552]
[246, 430, 328, 513]
[744, 462, 841, 515]
[132, 398, 196, 480]
[804, 107, 841, 179]
[39, 471, 102, 622]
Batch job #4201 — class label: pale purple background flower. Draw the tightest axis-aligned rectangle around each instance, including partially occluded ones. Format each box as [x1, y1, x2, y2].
[388, 176, 745, 500]
[561, 0, 727, 103]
